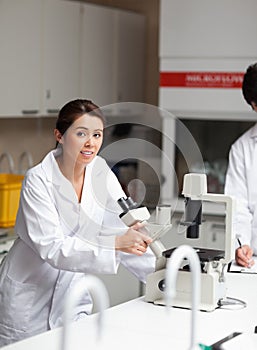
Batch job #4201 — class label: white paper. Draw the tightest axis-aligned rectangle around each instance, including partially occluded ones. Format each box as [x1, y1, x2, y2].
[229, 256, 257, 273]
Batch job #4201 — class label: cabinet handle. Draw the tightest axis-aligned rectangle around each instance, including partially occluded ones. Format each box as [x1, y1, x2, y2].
[22, 109, 39, 115]
[211, 223, 225, 230]
[47, 109, 59, 114]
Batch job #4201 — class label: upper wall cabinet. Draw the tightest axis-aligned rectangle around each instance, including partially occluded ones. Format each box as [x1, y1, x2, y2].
[160, 0, 257, 58]
[42, 0, 80, 114]
[80, 4, 145, 115]
[80, 4, 116, 109]
[0, 0, 80, 117]
[0, 0, 145, 117]
[115, 10, 145, 105]
[0, 0, 42, 117]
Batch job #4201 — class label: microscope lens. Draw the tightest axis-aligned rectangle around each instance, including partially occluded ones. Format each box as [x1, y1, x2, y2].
[185, 198, 202, 239]
[187, 225, 199, 239]
[126, 197, 138, 209]
[117, 197, 130, 212]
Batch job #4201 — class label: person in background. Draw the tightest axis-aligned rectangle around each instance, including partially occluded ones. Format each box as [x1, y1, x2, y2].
[0, 99, 155, 346]
[225, 63, 257, 268]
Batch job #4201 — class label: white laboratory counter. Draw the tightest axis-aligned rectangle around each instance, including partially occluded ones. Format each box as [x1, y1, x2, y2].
[2, 272, 257, 350]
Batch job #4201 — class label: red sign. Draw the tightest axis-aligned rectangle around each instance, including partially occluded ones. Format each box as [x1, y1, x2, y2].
[160, 71, 244, 89]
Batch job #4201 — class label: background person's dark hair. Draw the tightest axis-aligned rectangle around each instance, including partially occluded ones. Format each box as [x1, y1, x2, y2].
[242, 63, 257, 107]
[56, 99, 106, 146]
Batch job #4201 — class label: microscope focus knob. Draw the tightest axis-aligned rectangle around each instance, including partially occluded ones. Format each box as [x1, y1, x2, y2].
[158, 279, 165, 292]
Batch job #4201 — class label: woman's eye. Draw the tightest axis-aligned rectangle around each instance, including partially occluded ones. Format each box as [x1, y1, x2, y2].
[77, 131, 86, 137]
[94, 133, 102, 138]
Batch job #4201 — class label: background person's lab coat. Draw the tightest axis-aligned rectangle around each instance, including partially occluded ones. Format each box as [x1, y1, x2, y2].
[225, 122, 257, 253]
[0, 150, 155, 345]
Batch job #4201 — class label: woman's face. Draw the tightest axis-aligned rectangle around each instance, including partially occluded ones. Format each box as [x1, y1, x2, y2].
[57, 113, 104, 166]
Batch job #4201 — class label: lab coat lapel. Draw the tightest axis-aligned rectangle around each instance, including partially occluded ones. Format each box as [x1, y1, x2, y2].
[77, 157, 108, 243]
[41, 149, 77, 203]
[41, 152, 109, 241]
[41, 150, 80, 234]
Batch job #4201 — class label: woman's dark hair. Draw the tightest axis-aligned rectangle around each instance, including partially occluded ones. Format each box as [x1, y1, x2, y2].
[56, 99, 106, 136]
[242, 63, 257, 106]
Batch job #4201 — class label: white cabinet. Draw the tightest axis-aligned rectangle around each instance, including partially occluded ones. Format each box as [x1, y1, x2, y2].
[0, 0, 80, 117]
[42, 0, 81, 114]
[80, 4, 116, 110]
[80, 4, 145, 114]
[115, 10, 145, 104]
[0, 0, 42, 117]
[159, 0, 257, 117]
[0, 1, 145, 117]
[160, 0, 257, 58]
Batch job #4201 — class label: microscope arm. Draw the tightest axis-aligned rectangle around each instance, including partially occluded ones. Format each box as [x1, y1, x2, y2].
[144, 222, 172, 271]
[201, 193, 236, 265]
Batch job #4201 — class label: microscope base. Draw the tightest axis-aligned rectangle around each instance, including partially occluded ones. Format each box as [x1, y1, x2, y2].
[145, 268, 226, 312]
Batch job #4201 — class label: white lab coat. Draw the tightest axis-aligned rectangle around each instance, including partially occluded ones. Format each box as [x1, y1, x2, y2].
[0, 150, 155, 345]
[225, 122, 257, 253]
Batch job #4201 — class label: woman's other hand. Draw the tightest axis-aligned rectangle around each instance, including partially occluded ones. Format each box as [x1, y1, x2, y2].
[236, 244, 254, 267]
[115, 222, 153, 256]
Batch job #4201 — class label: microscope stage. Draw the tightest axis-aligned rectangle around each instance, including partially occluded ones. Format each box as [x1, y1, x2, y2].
[162, 247, 225, 262]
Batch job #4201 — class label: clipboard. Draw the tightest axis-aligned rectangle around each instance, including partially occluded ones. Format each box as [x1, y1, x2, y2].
[228, 256, 257, 273]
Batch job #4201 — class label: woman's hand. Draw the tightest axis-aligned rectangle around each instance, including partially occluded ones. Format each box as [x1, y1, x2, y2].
[115, 222, 153, 256]
[236, 244, 254, 267]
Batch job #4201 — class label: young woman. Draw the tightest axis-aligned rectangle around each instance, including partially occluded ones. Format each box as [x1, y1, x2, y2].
[0, 99, 155, 345]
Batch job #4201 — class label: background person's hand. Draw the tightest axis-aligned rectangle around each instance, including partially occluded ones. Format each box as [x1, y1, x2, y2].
[236, 244, 254, 267]
[115, 222, 152, 256]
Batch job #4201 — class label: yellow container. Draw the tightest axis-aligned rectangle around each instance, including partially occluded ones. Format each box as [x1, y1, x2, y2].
[0, 174, 24, 228]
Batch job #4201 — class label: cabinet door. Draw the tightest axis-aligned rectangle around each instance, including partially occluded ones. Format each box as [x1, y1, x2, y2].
[80, 5, 145, 115]
[0, 0, 41, 116]
[115, 10, 145, 104]
[42, 0, 80, 114]
[80, 4, 116, 111]
[160, 0, 257, 58]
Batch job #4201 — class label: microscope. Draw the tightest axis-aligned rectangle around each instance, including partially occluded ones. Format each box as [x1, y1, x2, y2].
[144, 173, 236, 312]
[117, 196, 172, 271]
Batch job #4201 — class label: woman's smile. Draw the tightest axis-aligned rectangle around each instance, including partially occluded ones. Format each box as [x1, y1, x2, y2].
[80, 150, 94, 159]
